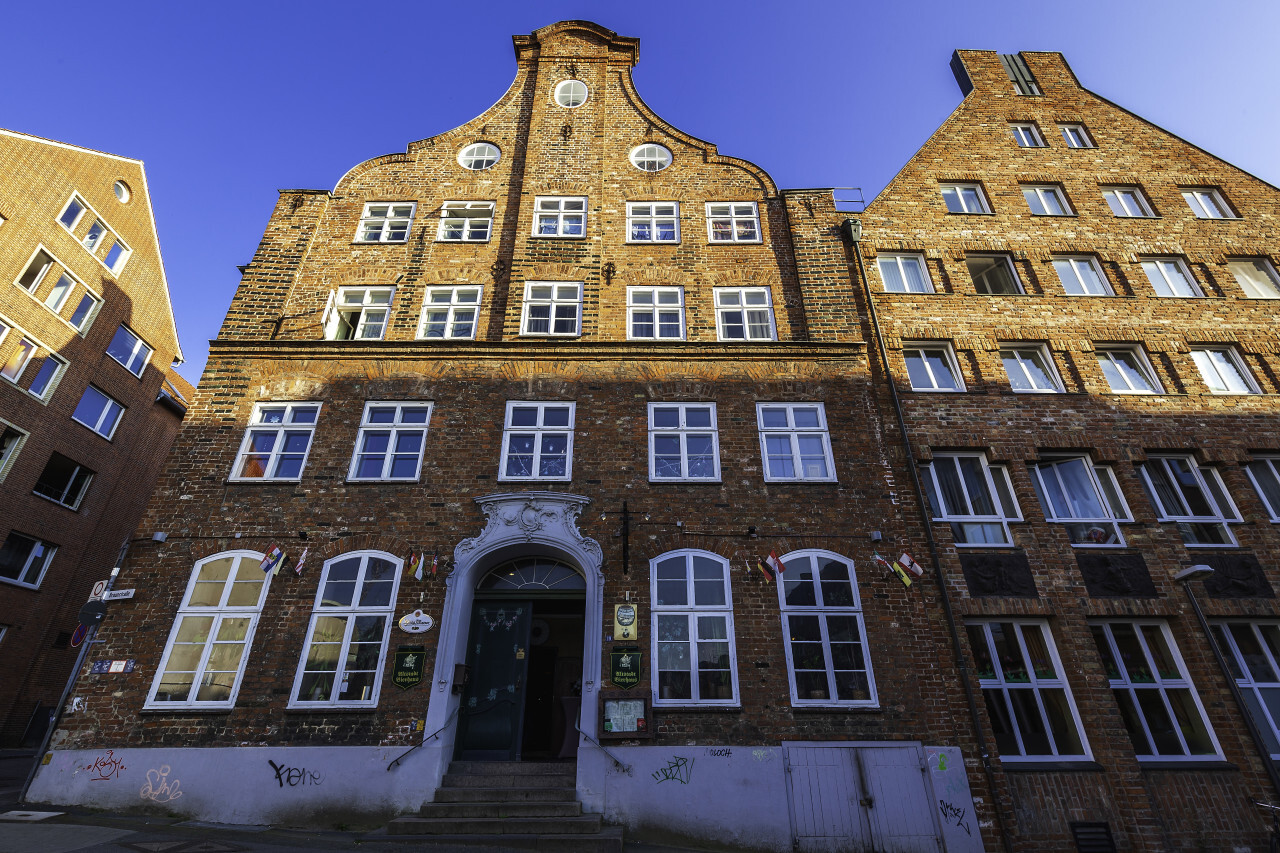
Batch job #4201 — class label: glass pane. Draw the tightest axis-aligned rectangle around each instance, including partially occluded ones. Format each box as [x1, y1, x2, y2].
[783, 569, 817, 607]
[1114, 690, 1152, 754]
[991, 623, 1028, 682]
[968, 625, 996, 680]
[1041, 689, 1084, 754]
[175, 616, 214, 644]
[819, 559, 854, 607]
[1021, 624, 1057, 680]
[984, 689, 1020, 755]
[1111, 623, 1153, 683]
[1167, 689, 1216, 754]
[1135, 690, 1181, 754]
[1009, 689, 1051, 754]
[1091, 625, 1121, 681]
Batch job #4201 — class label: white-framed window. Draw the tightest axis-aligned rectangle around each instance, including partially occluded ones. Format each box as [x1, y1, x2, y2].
[58, 195, 86, 231]
[57, 195, 131, 274]
[1140, 257, 1202, 298]
[1096, 346, 1163, 394]
[290, 551, 401, 708]
[458, 142, 501, 170]
[1211, 622, 1280, 759]
[554, 79, 588, 108]
[83, 220, 107, 253]
[878, 253, 934, 294]
[33, 453, 92, 510]
[1030, 456, 1132, 546]
[627, 287, 684, 340]
[72, 386, 125, 439]
[1228, 258, 1280, 299]
[145, 551, 271, 710]
[500, 401, 575, 481]
[15, 248, 103, 333]
[436, 201, 494, 242]
[904, 342, 965, 392]
[1090, 621, 1220, 760]
[0, 532, 56, 588]
[756, 403, 836, 482]
[1010, 123, 1045, 147]
[714, 287, 775, 341]
[0, 420, 28, 482]
[1052, 255, 1113, 296]
[940, 183, 991, 214]
[967, 620, 1090, 761]
[67, 291, 102, 332]
[102, 236, 131, 274]
[1059, 124, 1094, 148]
[348, 401, 432, 481]
[1102, 186, 1156, 218]
[921, 453, 1021, 546]
[43, 271, 79, 314]
[16, 248, 54, 293]
[777, 550, 876, 708]
[1245, 456, 1280, 522]
[1181, 188, 1236, 219]
[1022, 184, 1072, 216]
[533, 196, 586, 237]
[1190, 347, 1260, 395]
[106, 325, 153, 376]
[356, 202, 415, 243]
[0, 324, 66, 402]
[651, 550, 738, 706]
[520, 282, 582, 336]
[626, 202, 680, 243]
[1000, 345, 1064, 393]
[630, 144, 672, 172]
[1139, 455, 1241, 547]
[323, 286, 394, 340]
[706, 202, 760, 243]
[113, 180, 131, 202]
[417, 286, 481, 339]
[649, 402, 719, 481]
[967, 254, 1023, 295]
[230, 402, 321, 481]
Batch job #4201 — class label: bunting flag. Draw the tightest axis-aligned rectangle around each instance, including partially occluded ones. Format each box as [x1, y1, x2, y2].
[874, 552, 913, 587]
[261, 545, 285, 576]
[899, 551, 924, 577]
[756, 557, 775, 583]
[766, 550, 789, 576]
[408, 552, 423, 581]
[293, 547, 309, 576]
[431, 554, 439, 576]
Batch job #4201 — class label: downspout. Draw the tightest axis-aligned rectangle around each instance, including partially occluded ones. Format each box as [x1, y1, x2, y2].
[840, 217, 1015, 853]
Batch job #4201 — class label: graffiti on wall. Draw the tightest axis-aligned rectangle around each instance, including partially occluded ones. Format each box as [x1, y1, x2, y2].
[140, 765, 182, 803]
[652, 756, 694, 785]
[85, 749, 127, 781]
[268, 759, 324, 787]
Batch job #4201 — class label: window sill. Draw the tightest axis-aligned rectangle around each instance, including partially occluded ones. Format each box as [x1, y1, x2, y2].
[790, 704, 882, 713]
[285, 705, 381, 713]
[350, 240, 410, 246]
[226, 478, 305, 485]
[625, 240, 681, 246]
[649, 479, 723, 485]
[653, 704, 742, 712]
[0, 577, 40, 590]
[141, 706, 234, 715]
[999, 760, 1103, 772]
[517, 334, 583, 339]
[761, 479, 839, 485]
[944, 211, 995, 216]
[1138, 759, 1236, 771]
[707, 241, 764, 246]
[33, 493, 81, 512]
[346, 478, 423, 484]
[435, 239, 492, 244]
[530, 234, 587, 240]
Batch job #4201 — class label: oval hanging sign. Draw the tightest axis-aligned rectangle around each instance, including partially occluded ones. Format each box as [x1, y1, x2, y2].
[398, 609, 435, 634]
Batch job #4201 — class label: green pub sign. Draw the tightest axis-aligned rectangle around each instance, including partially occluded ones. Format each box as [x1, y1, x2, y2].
[610, 646, 642, 688]
[393, 645, 427, 690]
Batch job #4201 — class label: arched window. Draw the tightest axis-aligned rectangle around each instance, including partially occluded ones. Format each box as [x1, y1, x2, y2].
[650, 549, 738, 706]
[145, 551, 270, 709]
[776, 550, 876, 707]
[479, 557, 585, 591]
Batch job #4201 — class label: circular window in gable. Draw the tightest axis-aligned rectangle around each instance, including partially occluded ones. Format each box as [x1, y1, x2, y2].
[554, 80, 588, 108]
[458, 142, 501, 171]
[113, 180, 131, 202]
[630, 143, 672, 173]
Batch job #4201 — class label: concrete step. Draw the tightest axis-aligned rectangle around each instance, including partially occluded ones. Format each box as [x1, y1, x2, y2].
[418, 801, 582, 819]
[448, 760, 576, 777]
[434, 785, 577, 803]
[387, 814, 603, 836]
[441, 772, 576, 789]
[376, 825, 624, 852]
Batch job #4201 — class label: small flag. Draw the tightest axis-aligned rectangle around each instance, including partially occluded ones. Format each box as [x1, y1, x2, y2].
[899, 551, 923, 577]
[431, 554, 439, 576]
[261, 545, 285, 575]
[408, 552, 423, 581]
[766, 550, 789, 576]
[874, 552, 912, 587]
[293, 547, 309, 576]
[756, 558, 775, 583]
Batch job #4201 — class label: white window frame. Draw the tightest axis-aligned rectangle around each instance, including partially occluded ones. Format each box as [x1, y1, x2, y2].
[1022, 184, 1072, 216]
[922, 453, 1021, 546]
[0, 418, 28, 483]
[651, 549, 739, 707]
[1102, 186, 1156, 218]
[878, 253, 935, 294]
[1190, 347, 1260, 395]
[626, 202, 680, 243]
[1052, 255, 1113, 296]
[1181, 188, 1236, 220]
[1246, 456, 1280, 523]
[458, 142, 500, 170]
[1090, 621, 1221, 761]
[714, 287, 776, 341]
[15, 247, 54, 294]
[499, 401, 575, 482]
[626, 286, 685, 340]
[230, 402, 322, 482]
[520, 282, 582, 336]
[1140, 257, 1203, 298]
[1228, 258, 1280, 299]
[323, 286, 395, 340]
[436, 201, 494, 242]
[32, 453, 92, 510]
[347, 401, 432, 481]
[629, 144, 672, 172]
[967, 254, 1023, 295]
[1211, 622, 1280, 759]
[145, 551, 271, 710]
[416, 286, 482, 340]
[57, 194, 131, 274]
[554, 80, 588, 108]
[1095, 346, 1163, 394]
[1010, 123, 1045, 147]
[705, 202, 761, 243]
[533, 196, 586, 238]
[940, 183, 991, 214]
[648, 402, 720, 482]
[903, 342, 965, 392]
[1030, 456, 1132, 547]
[0, 532, 56, 589]
[1000, 344, 1064, 393]
[58, 195, 87, 231]
[776, 550, 877, 708]
[755, 403, 836, 483]
[289, 551, 402, 709]
[967, 620, 1091, 762]
[1139, 455, 1241, 547]
[355, 202, 416, 243]
[72, 386, 125, 440]
[0, 322, 66, 403]
[105, 325, 153, 377]
[1059, 124, 1094, 148]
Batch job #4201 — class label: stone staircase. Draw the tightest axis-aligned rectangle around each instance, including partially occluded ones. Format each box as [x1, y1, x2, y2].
[386, 760, 622, 851]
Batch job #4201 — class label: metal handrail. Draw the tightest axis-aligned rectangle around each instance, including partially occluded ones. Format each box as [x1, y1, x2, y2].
[387, 705, 460, 771]
[575, 708, 632, 775]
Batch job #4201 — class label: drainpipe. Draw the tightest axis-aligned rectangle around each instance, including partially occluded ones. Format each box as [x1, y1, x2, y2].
[840, 217, 1015, 853]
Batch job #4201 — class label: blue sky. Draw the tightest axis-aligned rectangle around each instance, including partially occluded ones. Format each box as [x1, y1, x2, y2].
[5, 1, 1276, 384]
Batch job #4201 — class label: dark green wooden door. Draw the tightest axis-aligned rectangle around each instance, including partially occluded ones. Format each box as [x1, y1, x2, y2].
[456, 601, 532, 760]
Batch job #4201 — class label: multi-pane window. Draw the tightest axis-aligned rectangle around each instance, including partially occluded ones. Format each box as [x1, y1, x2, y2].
[102, 237, 130, 273]
[1139, 455, 1241, 546]
[554, 80, 588, 108]
[967, 254, 1023, 294]
[1090, 622, 1219, 760]
[1140, 258, 1202, 298]
[500, 401, 575, 481]
[967, 620, 1089, 760]
[651, 550, 738, 706]
[1190, 347, 1259, 394]
[756, 403, 835, 482]
[106, 325, 153, 376]
[1212, 622, 1280, 758]
[33, 453, 93, 509]
[0, 421, 27, 482]
[72, 386, 125, 439]
[921, 453, 1020, 546]
[520, 282, 582, 336]
[1246, 456, 1280, 522]
[83, 220, 106, 252]
[714, 287, 775, 341]
[533, 196, 586, 237]
[0, 336, 35, 383]
[56, 196, 130, 273]
[15, 248, 101, 332]
[348, 402, 432, 481]
[1000, 345, 1063, 393]
[630, 144, 672, 172]
[291, 552, 401, 708]
[1059, 124, 1094, 148]
[324, 287, 394, 340]
[146, 552, 270, 709]
[458, 142, 500, 170]
[1030, 457, 1132, 546]
[1228, 258, 1280, 299]
[58, 196, 85, 230]
[436, 202, 494, 242]
[777, 551, 875, 707]
[904, 343, 965, 392]
[648, 403, 719, 481]
[0, 532, 56, 588]
[1181, 188, 1235, 219]
[1102, 186, 1156, 218]
[1096, 346, 1163, 394]
[0, 328, 65, 401]
[1052, 255, 1113, 296]
[940, 183, 991, 214]
[16, 250, 55, 293]
[706, 203, 760, 242]
[1010, 123, 1045, 147]
[626, 202, 680, 242]
[1022, 184, 1072, 216]
[627, 287, 684, 340]
[878, 253, 934, 293]
[231, 402, 321, 481]
[355, 202, 416, 243]
[417, 286, 481, 339]
[43, 272, 78, 313]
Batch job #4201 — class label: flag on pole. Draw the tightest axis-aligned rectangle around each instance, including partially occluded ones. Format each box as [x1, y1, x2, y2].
[766, 550, 789, 576]
[756, 557, 775, 583]
[431, 554, 439, 576]
[261, 545, 285, 576]
[408, 552, 423, 581]
[874, 552, 912, 587]
[899, 551, 923, 577]
[293, 547, 309, 576]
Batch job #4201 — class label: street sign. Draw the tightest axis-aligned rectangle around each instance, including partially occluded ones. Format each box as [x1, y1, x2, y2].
[103, 589, 135, 601]
[78, 600, 109, 627]
[89, 580, 108, 601]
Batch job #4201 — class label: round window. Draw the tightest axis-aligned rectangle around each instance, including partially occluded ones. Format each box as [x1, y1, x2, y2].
[458, 143, 501, 171]
[113, 180, 131, 202]
[629, 144, 672, 173]
[554, 80, 588, 108]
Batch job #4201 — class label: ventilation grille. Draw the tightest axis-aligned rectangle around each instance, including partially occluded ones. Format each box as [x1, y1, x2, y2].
[1070, 821, 1117, 853]
[1000, 53, 1041, 96]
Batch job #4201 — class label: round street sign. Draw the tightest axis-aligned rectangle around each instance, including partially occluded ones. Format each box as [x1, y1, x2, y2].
[398, 609, 435, 634]
[78, 600, 109, 627]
